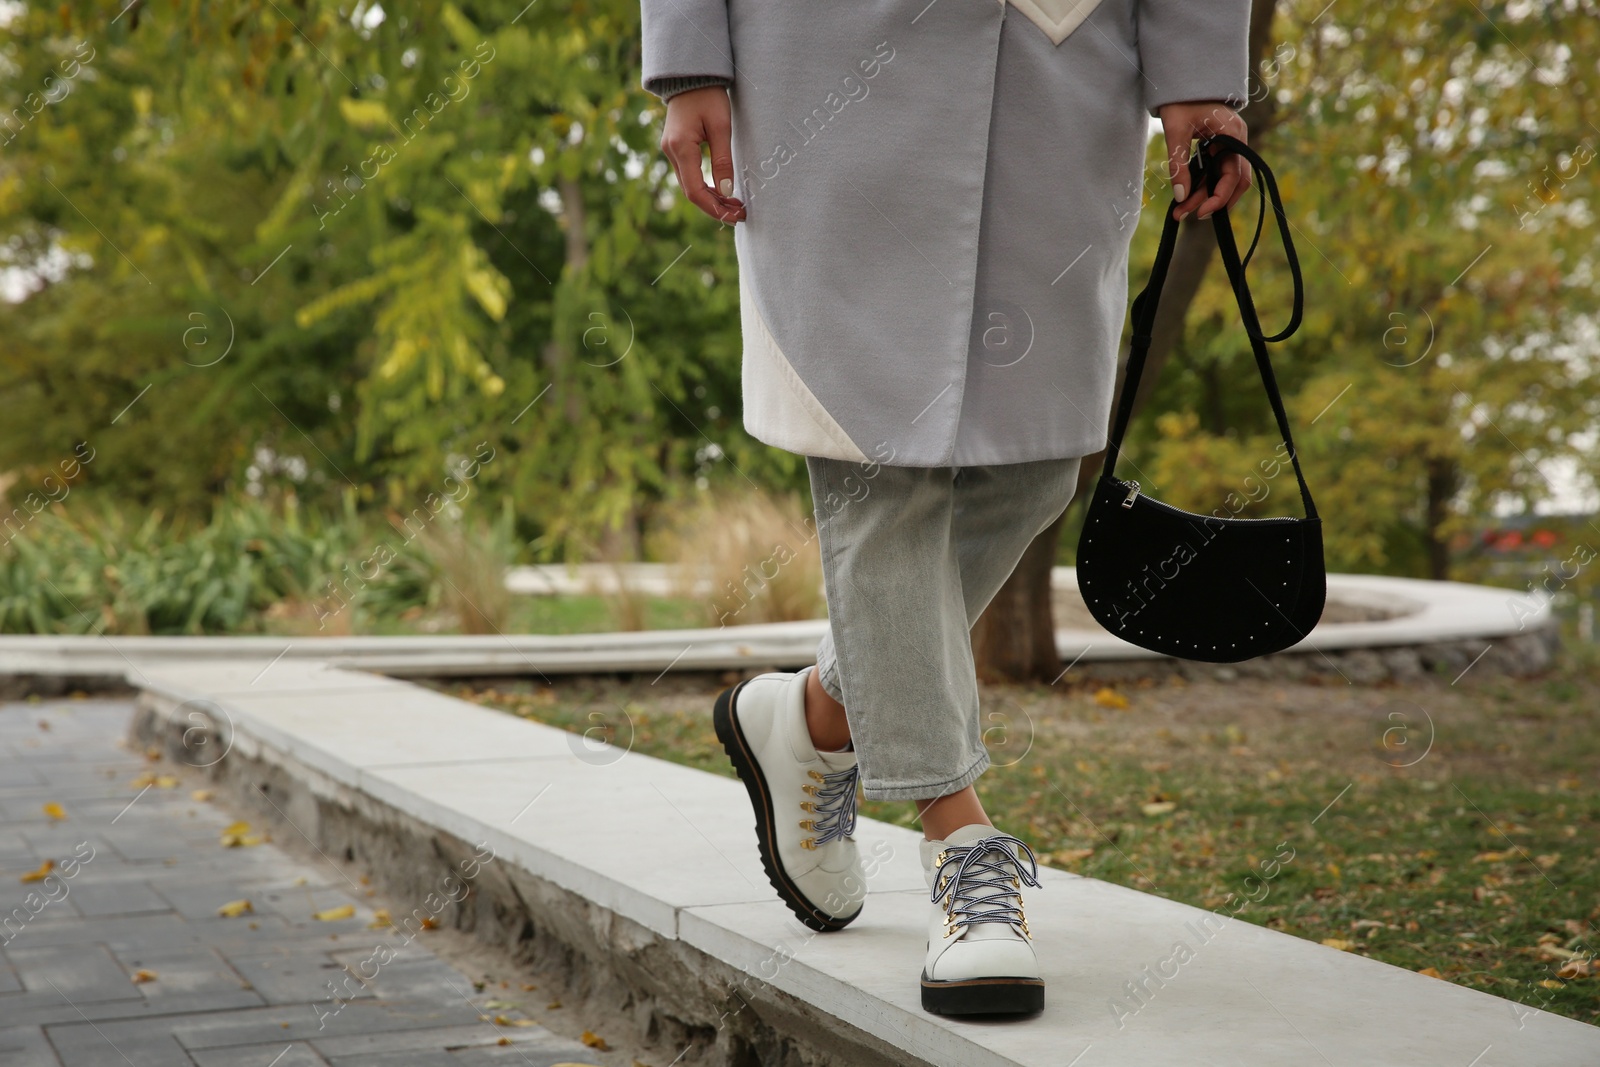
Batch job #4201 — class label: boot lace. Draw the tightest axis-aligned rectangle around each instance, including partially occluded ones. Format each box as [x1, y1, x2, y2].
[805, 763, 859, 846]
[930, 833, 1041, 937]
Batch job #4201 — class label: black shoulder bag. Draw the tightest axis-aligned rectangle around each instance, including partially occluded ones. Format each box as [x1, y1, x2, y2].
[1075, 133, 1325, 663]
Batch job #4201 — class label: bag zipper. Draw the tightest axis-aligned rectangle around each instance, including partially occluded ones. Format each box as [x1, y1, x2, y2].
[1113, 478, 1304, 525]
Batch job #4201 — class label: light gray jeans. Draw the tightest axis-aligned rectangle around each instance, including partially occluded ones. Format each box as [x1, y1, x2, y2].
[806, 453, 1084, 802]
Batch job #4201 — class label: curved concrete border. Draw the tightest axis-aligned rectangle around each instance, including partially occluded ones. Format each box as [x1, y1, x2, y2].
[0, 572, 1555, 684]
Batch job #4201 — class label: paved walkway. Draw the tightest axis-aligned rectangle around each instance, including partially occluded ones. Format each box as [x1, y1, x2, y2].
[0, 698, 605, 1067]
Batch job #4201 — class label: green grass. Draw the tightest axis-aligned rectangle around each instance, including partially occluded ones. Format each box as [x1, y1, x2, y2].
[442, 637, 1600, 1024]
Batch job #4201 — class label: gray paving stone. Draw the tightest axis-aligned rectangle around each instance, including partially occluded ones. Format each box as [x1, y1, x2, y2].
[4, 942, 142, 1006]
[56, 879, 172, 919]
[0, 1024, 64, 1067]
[44, 1022, 196, 1067]
[326, 949, 480, 1003]
[310, 1023, 598, 1063]
[3, 700, 613, 1067]
[0, 760, 45, 788]
[191, 1041, 331, 1067]
[165, 999, 483, 1049]
[228, 947, 377, 1007]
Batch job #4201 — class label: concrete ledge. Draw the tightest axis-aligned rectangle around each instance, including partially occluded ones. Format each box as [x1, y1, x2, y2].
[0, 574, 1559, 687]
[122, 660, 1600, 1066]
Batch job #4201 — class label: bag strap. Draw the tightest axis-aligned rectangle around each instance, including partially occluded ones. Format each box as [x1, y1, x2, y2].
[1100, 133, 1317, 521]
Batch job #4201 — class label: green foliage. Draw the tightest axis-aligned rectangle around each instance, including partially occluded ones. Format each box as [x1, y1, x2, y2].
[1, 0, 1594, 580]
[0, 496, 371, 633]
[0, 0, 765, 556]
[1121, 0, 1600, 578]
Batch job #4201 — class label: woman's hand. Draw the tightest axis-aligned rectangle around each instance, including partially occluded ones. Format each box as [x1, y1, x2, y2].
[1157, 101, 1252, 222]
[660, 85, 746, 224]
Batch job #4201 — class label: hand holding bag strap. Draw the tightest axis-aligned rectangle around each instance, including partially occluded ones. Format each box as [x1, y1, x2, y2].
[1195, 134, 1317, 520]
[1100, 136, 1315, 519]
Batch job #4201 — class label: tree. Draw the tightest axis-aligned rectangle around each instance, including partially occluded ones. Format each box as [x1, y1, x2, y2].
[0, 1, 769, 557]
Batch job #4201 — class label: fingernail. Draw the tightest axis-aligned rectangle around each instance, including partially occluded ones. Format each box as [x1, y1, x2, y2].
[718, 178, 733, 196]
[1174, 183, 1186, 202]
[1197, 209, 1213, 220]
[1176, 210, 1192, 222]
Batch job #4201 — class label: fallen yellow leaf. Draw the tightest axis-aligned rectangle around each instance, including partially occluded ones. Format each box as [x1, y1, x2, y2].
[1472, 851, 1511, 863]
[42, 802, 66, 820]
[1416, 967, 1443, 979]
[217, 899, 254, 918]
[313, 905, 356, 922]
[220, 822, 262, 847]
[19, 860, 55, 883]
[581, 1030, 611, 1051]
[131, 969, 158, 983]
[1140, 801, 1177, 817]
[368, 908, 392, 929]
[546, 1000, 562, 1010]
[155, 775, 178, 789]
[190, 789, 213, 802]
[1321, 938, 1356, 951]
[1556, 959, 1590, 980]
[1539, 979, 1564, 990]
[1092, 687, 1129, 710]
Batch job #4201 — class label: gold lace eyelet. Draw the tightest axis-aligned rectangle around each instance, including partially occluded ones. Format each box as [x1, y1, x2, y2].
[798, 819, 815, 831]
[800, 801, 815, 812]
[807, 770, 825, 781]
[802, 784, 817, 795]
[800, 837, 817, 850]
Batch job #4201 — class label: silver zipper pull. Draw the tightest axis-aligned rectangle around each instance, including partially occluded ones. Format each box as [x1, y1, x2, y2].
[1121, 480, 1140, 508]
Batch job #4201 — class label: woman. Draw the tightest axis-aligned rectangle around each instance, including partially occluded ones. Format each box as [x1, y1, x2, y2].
[642, 0, 1256, 1016]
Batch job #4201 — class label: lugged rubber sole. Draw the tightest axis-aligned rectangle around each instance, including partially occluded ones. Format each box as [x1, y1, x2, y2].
[712, 680, 862, 933]
[920, 969, 1046, 1015]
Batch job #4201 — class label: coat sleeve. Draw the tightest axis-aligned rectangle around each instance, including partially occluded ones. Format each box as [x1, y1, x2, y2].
[1136, 0, 1252, 118]
[640, 0, 736, 101]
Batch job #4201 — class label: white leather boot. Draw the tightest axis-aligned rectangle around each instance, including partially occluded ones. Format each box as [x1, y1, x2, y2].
[713, 667, 864, 930]
[919, 822, 1044, 1014]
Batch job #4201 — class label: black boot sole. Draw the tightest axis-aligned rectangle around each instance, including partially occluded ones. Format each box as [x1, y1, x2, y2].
[712, 680, 862, 933]
[920, 969, 1046, 1015]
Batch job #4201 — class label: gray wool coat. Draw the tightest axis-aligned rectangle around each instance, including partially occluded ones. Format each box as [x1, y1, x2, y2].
[641, 0, 1251, 467]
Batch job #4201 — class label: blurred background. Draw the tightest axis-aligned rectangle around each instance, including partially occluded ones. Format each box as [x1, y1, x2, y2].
[0, 0, 1595, 645]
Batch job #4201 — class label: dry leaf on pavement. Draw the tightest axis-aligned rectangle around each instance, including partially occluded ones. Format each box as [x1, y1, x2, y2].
[19, 860, 55, 883]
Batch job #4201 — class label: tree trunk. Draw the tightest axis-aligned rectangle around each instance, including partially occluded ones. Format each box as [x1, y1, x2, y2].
[970, 0, 1282, 683]
[1424, 456, 1456, 581]
[971, 509, 1069, 684]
